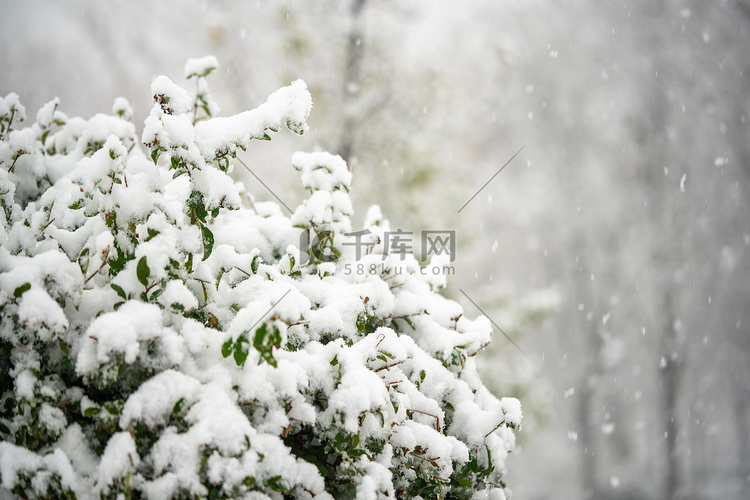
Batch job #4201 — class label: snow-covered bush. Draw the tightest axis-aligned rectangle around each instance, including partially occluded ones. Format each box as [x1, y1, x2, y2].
[0, 57, 520, 499]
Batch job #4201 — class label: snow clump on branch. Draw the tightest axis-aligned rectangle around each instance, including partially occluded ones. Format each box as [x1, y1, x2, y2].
[0, 56, 520, 500]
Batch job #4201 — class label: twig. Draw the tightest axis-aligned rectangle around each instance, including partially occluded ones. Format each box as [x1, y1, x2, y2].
[40, 217, 56, 233]
[145, 278, 164, 293]
[484, 419, 506, 438]
[85, 253, 110, 284]
[374, 359, 407, 373]
[234, 266, 252, 277]
[407, 408, 442, 432]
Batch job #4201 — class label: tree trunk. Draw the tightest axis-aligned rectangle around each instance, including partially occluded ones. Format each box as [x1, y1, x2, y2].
[578, 295, 604, 499]
[337, 0, 368, 166]
[734, 392, 750, 497]
[660, 290, 682, 500]
[579, 376, 598, 498]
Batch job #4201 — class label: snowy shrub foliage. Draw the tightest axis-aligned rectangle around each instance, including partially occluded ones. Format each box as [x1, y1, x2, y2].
[0, 57, 520, 499]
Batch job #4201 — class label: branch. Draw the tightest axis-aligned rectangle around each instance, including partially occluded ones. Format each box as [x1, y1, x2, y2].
[484, 419, 506, 438]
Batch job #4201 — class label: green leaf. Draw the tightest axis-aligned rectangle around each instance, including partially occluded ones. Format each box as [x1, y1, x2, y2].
[233, 346, 249, 366]
[485, 445, 495, 474]
[267, 476, 285, 493]
[374, 410, 385, 428]
[173, 397, 185, 415]
[110, 283, 127, 300]
[201, 225, 214, 261]
[151, 148, 160, 164]
[109, 149, 116, 160]
[261, 351, 277, 367]
[104, 401, 120, 415]
[68, 199, 85, 210]
[3, 398, 15, 416]
[187, 190, 208, 223]
[233, 338, 249, 367]
[253, 323, 268, 351]
[221, 339, 233, 358]
[316, 462, 330, 477]
[84, 407, 101, 417]
[78, 247, 90, 274]
[136, 256, 150, 287]
[218, 157, 230, 172]
[108, 245, 131, 277]
[149, 288, 163, 302]
[356, 312, 367, 333]
[13, 283, 31, 298]
[253, 324, 281, 368]
[251, 255, 260, 274]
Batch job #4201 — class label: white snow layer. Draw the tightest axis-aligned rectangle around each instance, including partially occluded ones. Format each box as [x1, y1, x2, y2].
[0, 67, 519, 499]
[184, 55, 219, 78]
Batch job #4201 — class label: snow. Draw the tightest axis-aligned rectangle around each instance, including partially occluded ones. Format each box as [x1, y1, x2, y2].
[76, 301, 181, 375]
[75, 114, 137, 153]
[0, 63, 519, 499]
[8, 128, 35, 154]
[0, 92, 26, 122]
[184, 55, 219, 78]
[150, 75, 193, 115]
[14, 369, 36, 400]
[35, 98, 59, 129]
[472, 488, 507, 500]
[97, 432, 140, 493]
[0, 247, 83, 306]
[159, 279, 199, 312]
[112, 96, 133, 121]
[292, 151, 352, 192]
[120, 369, 202, 429]
[57, 424, 98, 480]
[39, 403, 67, 437]
[364, 205, 383, 227]
[193, 80, 312, 161]
[500, 397, 522, 429]
[0, 443, 42, 490]
[355, 459, 394, 499]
